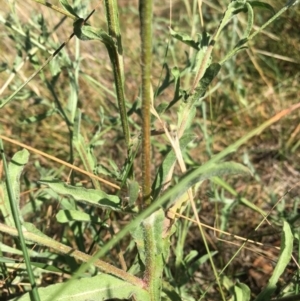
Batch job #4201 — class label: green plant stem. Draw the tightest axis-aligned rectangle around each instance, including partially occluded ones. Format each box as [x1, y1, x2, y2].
[106, 46, 130, 145]
[104, 0, 123, 57]
[139, 2, 156, 297]
[0, 141, 41, 301]
[0, 222, 145, 288]
[139, 0, 152, 207]
[104, 0, 130, 147]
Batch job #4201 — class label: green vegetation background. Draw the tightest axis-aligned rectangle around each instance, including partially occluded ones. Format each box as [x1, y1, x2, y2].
[0, 0, 299, 300]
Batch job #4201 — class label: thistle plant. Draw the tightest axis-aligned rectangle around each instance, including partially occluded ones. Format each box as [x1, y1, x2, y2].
[0, 0, 299, 300]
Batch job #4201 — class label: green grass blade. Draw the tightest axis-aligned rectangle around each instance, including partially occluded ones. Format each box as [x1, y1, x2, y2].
[255, 221, 293, 301]
[0, 149, 29, 227]
[243, 3, 254, 38]
[170, 161, 251, 207]
[0, 145, 40, 301]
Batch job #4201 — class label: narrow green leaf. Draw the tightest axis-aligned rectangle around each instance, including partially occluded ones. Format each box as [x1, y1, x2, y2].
[67, 75, 78, 123]
[2, 259, 61, 274]
[191, 63, 221, 103]
[177, 63, 220, 137]
[163, 66, 182, 111]
[0, 149, 29, 227]
[59, 0, 80, 18]
[0, 242, 45, 257]
[10, 274, 150, 301]
[220, 44, 248, 65]
[215, 0, 248, 40]
[255, 221, 293, 301]
[39, 180, 122, 211]
[171, 161, 251, 205]
[152, 134, 196, 200]
[286, 0, 299, 7]
[0, 256, 17, 264]
[29, 262, 63, 274]
[73, 110, 101, 190]
[248, 1, 275, 14]
[8, 149, 29, 197]
[0, 146, 40, 300]
[233, 39, 249, 50]
[177, 105, 196, 138]
[244, 3, 254, 38]
[74, 21, 113, 46]
[170, 66, 181, 104]
[56, 209, 102, 224]
[192, 32, 211, 73]
[169, 28, 199, 49]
